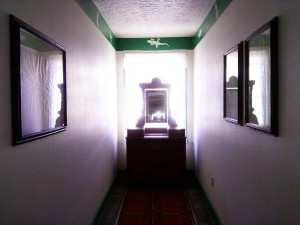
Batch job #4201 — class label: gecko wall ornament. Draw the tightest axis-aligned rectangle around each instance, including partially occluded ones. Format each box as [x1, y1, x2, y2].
[147, 38, 169, 48]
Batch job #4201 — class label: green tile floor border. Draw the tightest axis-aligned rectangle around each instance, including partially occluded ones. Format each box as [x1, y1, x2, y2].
[75, 0, 232, 51]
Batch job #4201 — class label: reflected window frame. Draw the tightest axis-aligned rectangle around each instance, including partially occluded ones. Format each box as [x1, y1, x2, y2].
[10, 15, 67, 145]
[145, 88, 168, 124]
[245, 17, 278, 136]
[223, 42, 243, 125]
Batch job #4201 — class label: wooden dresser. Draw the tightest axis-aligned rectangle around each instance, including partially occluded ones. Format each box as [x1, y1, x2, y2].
[126, 129, 186, 186]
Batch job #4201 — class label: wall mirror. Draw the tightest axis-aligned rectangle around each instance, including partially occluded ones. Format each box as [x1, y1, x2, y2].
[245, 17, 278, 135]
[10, 15, 67, 145]
[145, 89, 168, 123]
[223, 42, 243, 124]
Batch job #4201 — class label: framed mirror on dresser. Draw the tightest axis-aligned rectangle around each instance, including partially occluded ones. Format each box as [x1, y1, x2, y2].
[126, 78, 186, 186]
[145, 89, 168, 123]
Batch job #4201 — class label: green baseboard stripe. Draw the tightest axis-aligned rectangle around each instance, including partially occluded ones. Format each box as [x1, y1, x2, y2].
[91, 176, 116, 225]
[75, 0, 233, 51]
[197, 182, 222, 225]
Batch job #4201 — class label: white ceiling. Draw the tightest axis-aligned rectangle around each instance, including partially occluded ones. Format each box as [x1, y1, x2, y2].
[93, 0, 215, 38]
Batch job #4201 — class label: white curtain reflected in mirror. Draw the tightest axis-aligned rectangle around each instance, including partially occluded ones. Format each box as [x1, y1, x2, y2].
[20, 28, 64, 136]
[248, 29, 270, 126]
[10, 15, 66, 145]
[245, 17, 278, 135]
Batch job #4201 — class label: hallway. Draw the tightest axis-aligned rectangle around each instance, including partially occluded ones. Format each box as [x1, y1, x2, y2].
[97, 171, 216, 225]
[1, 1, 300, 224]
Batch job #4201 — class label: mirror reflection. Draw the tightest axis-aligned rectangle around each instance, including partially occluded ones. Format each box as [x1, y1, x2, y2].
[20, 28, 64, 136]
[145, 89, 168, 123]
[248, 29, 270, 126]
[225, 76, 238, 120]
[225, 48, 239, 120]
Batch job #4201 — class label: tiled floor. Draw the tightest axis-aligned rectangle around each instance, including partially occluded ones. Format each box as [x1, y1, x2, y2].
[97, 171, 214, 225]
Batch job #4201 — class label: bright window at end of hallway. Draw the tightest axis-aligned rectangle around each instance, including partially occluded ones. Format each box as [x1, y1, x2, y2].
[124, 52, 187, 129]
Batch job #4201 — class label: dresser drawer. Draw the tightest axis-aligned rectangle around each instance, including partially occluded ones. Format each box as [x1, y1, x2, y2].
[126, 136, 186, 186]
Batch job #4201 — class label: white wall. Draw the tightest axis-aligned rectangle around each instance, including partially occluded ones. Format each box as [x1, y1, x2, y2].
[193, 0, 300, 224]
[0, 1, 118, 225]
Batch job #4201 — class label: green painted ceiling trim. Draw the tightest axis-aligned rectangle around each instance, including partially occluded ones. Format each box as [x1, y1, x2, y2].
[193, 0, 233, 48]
[116, 37, 193, 51]
[75, 0, 232, 51]
[75, 0, 117, 48]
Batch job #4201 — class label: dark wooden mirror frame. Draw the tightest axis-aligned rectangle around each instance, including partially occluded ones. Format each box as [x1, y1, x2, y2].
[223, 42, 243, 125]
[245, 17, 278, 136]
[10, 15, 67, 145]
